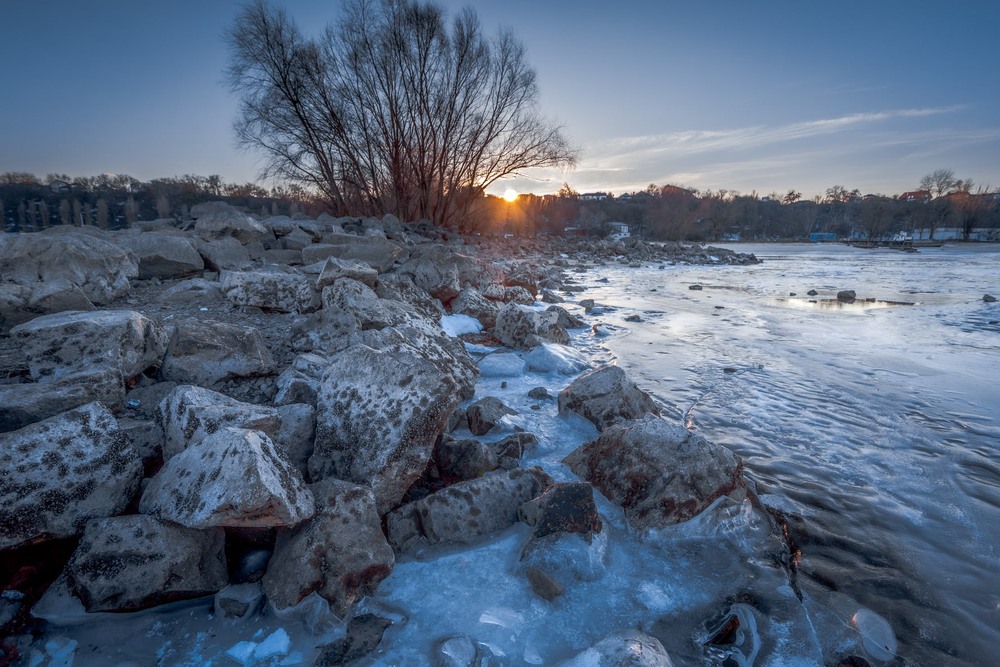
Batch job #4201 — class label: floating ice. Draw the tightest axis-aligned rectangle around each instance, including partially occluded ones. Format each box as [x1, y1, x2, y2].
[253, 627, 291, 661]
[524, 342, 590, 375]
[225, 640, 257, 665]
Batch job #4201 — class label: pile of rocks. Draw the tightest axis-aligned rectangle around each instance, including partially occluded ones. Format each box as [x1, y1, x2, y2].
[0, 204, 761, 664]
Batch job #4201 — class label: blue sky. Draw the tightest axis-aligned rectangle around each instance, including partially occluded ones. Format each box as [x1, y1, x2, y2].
[2, 0, 998, 198]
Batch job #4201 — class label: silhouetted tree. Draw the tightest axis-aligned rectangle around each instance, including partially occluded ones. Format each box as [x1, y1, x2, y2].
[227, 0, 575, 227]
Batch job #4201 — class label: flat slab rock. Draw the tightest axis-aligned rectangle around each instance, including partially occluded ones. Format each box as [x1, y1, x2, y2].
[159, 317, 276, 387]
[65, 514, 227, 613]
[139, 427, 314, 529]
[0, 402, 142, 550]
[564, 416, 744, 530]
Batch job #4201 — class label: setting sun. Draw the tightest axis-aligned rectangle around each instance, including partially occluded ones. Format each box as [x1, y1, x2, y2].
[502, 188, 518, 202]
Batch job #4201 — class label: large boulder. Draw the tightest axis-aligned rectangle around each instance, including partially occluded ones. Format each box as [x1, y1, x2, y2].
[221, 268, 319, 313]
[120, 233, 204, 279]
[192, 201, 273, 245]
[374, 274, 445, 320]
[557, 630, 675, 667]
[386, 467, 552, 550]
[466, 396, 516, 436]
[262, 480, 394, 615]
[315, 257, 379, 290]
[563, 417, 744, 530]
[195, 237, 252, 271]
[139, 427, 314, 529]
[558, 365, 659, 431]
[0, 280, 95, 333]
[301, 236, 407, 272]
[0, 403, 142, 550]
[156, 384, 280, 460]
[0, 232, 138, 305]
[10, 309, 168, 381]
[494, 303, 570, 349]
[320, 278, 413, 330]
[309, 345, 459, 515]
[159, 318, 277, 387]
[65, 515, 227, 613]
[396, 245, 502, 303]
[0, 366, 124, 433]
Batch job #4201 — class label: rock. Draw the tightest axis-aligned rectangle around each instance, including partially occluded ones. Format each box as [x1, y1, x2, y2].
[518, 482, 602, 540]
[527, 386, 553, 400]
[0, 403, 142, 550]
[435, 437, 498, 482]
[64, 515, 227, 613]
[156, 384, 281, 460]
[301, 236, 407, 272]
[315, 257, 379, 289]
[490, 433, 536, 469]
[309, 345, 459, 514]
[155, 278, 226, 310]
[215, 582, 264, 619]
[525, 566, 564, 601]
[0, 232, 138, 305]
[0, 366, 125, 433]
[558, 365, 659, 431]
[451, 287, 501, 329]
[807, 289, 819, 296]
[159, 318, 277, 387]
[546, 305, 585, 329]
[624, 314, 642, 322]
[221, 268, 319, 313]
[540, 289, 564, 304]
[504, 285, 535, 305]
[396, 245, 497, 302]
[689, 284, 703, 291]
[494, 302, 570, 349]
[262, 480, 394, 615]
[374, 273, 445, 320]
[195, 237, 252, 271]
[274, 403, 316, 475]
[479, 351, 527, 377]
[466, 396, 516, 435]
[321, 278, 413, 330]
[192, 201, 272, 245]
[280, 227, 314, 250]
[10, 309, 168, 381]
[563, 416, 744, 530]
[140, 427, 313, 529]
[984, 294, 997, 303]
[2, 279, 97, 333]
[579, 298, 595, 312]
[386, 467, 552, 550]
[121, 233, 204, 279]
[837, 290, 857, 302]
[314, 614, 393, 666]
[558, 630, 675, 666]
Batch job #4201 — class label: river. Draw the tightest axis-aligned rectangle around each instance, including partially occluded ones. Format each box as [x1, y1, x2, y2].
[580, 242, 1000, 666]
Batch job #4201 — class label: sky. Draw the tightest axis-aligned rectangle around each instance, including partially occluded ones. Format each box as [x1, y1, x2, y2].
[2, 0, 999, 199]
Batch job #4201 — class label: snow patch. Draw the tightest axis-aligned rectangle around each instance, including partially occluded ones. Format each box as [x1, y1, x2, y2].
[440, 313, 483, 337]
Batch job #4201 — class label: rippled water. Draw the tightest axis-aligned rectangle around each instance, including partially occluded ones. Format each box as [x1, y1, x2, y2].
[583, 243, 1000, 666]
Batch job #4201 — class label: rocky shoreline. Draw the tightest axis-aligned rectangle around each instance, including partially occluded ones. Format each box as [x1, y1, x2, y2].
[0, 204, 886, 666]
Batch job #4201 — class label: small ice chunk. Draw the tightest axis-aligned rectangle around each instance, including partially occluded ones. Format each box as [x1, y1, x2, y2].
[225, 640, 257, 665]
[479, 352, 526, 377]
[44, 638, 78, 667]
[253, 628, 291, 661]
[478, 607, 524, 630]
[441, 314, 483, 337]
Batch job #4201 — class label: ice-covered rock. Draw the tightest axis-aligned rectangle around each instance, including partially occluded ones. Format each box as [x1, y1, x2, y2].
[0, 402, 141, 550]
[120, 232, 204, 279]
[479, 351, 527, 377]
[466, 396, 517, 435]
[221, 268, 319, 313]
[139, 427, 314, 529]
[263, 479, 394, 615]
[64, 514, 227, 612]
[386, 467, 552, 550]
[156, 384, 280, 460]
[0, 231, 138, 305]
[309, 345, 459, 514]
[314, 614, 394, 666]
[440, 313, 483, 337]
[558, 629, 675, 666]
[494, 302, 570, 349]
[564, 416, 744, 529]
[524, 342, 590, 375]
[159, 317, 277, 387]
[558, 365, 659, 431]
[518, 481, 602, 541]
[11, 309, 168, 381]
[214, 582, 264, 619]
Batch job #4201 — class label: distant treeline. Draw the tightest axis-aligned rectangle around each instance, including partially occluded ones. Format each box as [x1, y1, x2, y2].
[0, 172, 321, 233]
[3, 171, 999, 242]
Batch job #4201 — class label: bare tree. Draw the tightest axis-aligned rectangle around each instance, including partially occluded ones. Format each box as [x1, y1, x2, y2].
[227, 0, 576, 228]
[919, 169, 958, 198]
